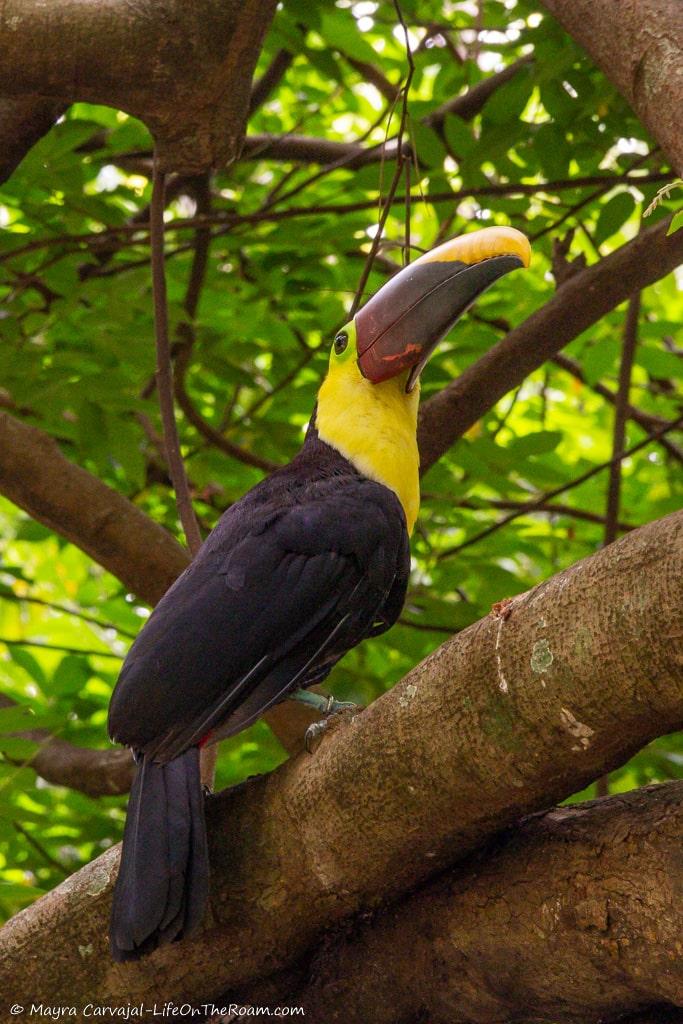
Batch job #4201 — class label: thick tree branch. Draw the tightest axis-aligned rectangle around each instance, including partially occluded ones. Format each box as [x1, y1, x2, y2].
[0, 98, 66, 185]
[0, 512, 680, 1006]
[540, 0, 683, 175]
[0, 0, 276, 173]
[265, 783, 683, 1023]
[0, 695, 134, 798]
[418, 216, 683, 472]
[0, 412, 189, 607]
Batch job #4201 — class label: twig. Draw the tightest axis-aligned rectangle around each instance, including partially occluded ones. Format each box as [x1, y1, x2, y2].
[0, 638, 122, 658]
[13, 821, 69, 878]
[173, 345, 278, 472]
[150, 152, 203, 556]
[1, 173, 673, 267]
[439, 414, 683, 559]
[605, 294, 641, 546]
[349, 0, 414, 317]
[552, 353, 683, 465]
[0, 593, 136, 640]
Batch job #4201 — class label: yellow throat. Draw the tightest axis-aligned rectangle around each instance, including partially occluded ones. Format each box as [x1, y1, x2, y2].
[315, 326, 420, 533]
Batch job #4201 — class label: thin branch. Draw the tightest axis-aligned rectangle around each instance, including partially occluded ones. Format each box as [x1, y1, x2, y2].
[173, 345, 278, 472]
[605, 293, 641, 545]
[150, 154, 203, 556]
[349, 0, 414, 317]
[0, 638, 122, 659]
[450, 497, 634, 532]
[439, 414, 683, 559]
[552, 352, 683, 465]
[0, 172, 673, 267]
[249, 49, 293, 116]
[13, 821, 70, 877]
[0, 592, 137, 640]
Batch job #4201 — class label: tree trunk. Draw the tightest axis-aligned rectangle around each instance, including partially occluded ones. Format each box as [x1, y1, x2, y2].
[540, 0, 683, 176]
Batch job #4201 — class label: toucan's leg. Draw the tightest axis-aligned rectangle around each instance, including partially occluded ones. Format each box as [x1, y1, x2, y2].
[287, 690, 360, 753]
[288, 688, 358, 716]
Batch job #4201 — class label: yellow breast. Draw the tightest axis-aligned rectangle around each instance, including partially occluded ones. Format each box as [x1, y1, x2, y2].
[315, 358, 420, 533]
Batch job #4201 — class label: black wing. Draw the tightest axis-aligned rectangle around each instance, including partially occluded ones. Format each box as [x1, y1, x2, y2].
[108, 475, 409, 761]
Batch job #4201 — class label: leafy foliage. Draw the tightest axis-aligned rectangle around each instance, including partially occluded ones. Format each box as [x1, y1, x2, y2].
[0, 0, 681, 919]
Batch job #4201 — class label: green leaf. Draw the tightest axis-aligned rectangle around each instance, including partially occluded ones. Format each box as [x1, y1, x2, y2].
[443, 115, 476, 158]
[52, 655, 92, 696]
[7, 648, 47, 688]
[667, 209, 683, 235]
[636, 347, 683, 380]
[483, 69, 533, 125]
[319, 11, 378, 65]
[411, 123, 447, 168]
[594, 192, 636, 245]
[508, 431, 563, 458]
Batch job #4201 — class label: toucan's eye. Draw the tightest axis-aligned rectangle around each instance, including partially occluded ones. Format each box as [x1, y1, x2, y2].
[334, 331, 348, 355]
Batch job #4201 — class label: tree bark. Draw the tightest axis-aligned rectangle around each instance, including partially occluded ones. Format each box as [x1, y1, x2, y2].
[0, 98, 66, 184]
[540, 0, 683, 176]
[0, 412, 189, 607]
[267, 782, 683, 1023]
[0, 511, 680, 1008]
[0, 0, 276, 173]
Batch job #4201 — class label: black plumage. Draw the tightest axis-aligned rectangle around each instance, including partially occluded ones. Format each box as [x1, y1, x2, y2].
[108, 426, 410, 961]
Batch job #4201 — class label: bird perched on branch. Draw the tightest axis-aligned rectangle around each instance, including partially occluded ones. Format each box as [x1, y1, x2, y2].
[108, 225, 530, 961]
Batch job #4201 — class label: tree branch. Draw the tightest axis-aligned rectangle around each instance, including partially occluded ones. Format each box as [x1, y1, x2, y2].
[1, 511, 680, 1005]
[0, 98, 66, 185]
[0, 695, 134, 798]
[249, 49, 293, 116]
[150, 158, 203, 555]
[0, 411, 190, 607]
[605, 293, 641, 545]
[418, 216, 683, 473]
[540, 0, 683, 175]
[425, 54, 533, 129]
[267, 783, 683, 1023]
[0, 0, 277, 173]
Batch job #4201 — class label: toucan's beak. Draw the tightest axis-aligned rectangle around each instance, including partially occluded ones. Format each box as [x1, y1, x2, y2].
[355, 226, 530, 391]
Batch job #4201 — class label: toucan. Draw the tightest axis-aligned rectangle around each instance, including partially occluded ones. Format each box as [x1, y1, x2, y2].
[108, 225, 530, 961]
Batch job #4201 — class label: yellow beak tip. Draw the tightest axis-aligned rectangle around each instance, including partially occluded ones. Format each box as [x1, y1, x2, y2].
[417, 225, 531, 270]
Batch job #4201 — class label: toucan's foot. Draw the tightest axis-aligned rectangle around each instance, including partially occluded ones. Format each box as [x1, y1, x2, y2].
[304, 718, 330, 753]
[202, 784, 213, 798]
[294, 692, 361, 754]
[289, 688, 359, 717]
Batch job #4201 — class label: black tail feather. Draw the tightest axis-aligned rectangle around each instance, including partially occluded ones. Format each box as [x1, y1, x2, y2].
[110, 748, 209, 962]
